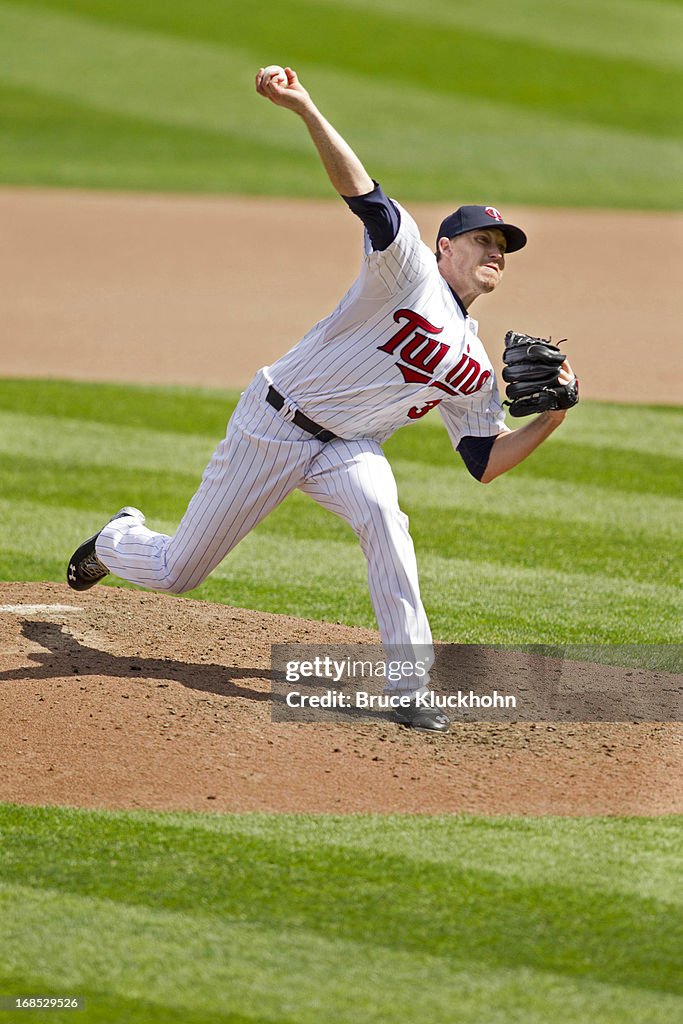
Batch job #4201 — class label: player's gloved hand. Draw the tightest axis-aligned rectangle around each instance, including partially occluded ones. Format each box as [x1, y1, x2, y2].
[502, 330, 579, 417]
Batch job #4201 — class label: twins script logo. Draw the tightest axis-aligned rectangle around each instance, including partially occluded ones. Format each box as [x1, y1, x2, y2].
[377, 308, 491, 417]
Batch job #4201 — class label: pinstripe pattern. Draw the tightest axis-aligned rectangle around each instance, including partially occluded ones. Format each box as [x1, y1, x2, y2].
[95, 371, 433, 691]
[96, 374, 314, 593]
[440, 374, 506, 446]
[268, 202, 505, 444]
[301, 438, 432, 691]
[91, 197, 512, 696]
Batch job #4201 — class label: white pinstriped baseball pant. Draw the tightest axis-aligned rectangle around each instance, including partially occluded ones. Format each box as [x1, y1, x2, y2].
[96, 371, 433, 691]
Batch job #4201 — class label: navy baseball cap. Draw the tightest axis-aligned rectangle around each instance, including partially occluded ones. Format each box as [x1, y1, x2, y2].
[437, 205, 527, 253]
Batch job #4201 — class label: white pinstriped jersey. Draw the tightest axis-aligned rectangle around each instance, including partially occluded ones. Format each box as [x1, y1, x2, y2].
[266, 202, 506, 446]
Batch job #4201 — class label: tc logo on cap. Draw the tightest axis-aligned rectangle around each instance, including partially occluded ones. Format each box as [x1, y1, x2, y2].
[485, 207, 503, 222]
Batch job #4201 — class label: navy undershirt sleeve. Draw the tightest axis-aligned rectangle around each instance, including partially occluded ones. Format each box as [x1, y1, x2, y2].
[342, 181, 401, 251]
[457, 435, 498, 481]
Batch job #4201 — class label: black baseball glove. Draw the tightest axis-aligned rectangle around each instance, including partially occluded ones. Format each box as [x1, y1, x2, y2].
[502, 330, 579, 417]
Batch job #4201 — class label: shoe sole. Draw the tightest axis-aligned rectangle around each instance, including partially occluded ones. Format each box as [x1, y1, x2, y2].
[67, 507, 145, 591]
[67, 531, 105, 591]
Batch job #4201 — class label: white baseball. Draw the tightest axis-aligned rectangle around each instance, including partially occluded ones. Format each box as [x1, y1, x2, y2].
[262, 65, 288, 88]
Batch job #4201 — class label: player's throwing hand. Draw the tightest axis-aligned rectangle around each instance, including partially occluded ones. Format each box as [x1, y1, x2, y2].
[255, 66, 311, 113]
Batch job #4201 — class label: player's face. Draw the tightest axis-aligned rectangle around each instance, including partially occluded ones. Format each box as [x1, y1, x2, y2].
[438, 228, 507, 307]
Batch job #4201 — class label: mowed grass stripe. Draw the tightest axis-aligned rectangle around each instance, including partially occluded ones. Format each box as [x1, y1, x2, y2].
[384, 417, 683, 495]
[388, 403, 683, 462]
[9, 0, 680, 137]
[0, 4, 310, 147]
[390, 439, 681, 497]
[0, 82, 680, 208]
[0, 377, 680, 641]
[311, 0, 683, 69]
[1, 417, 680, 541]
[249, 494, 678, 588]
[409, 506, 677, 586]
[5, 886, 677, 1024]
[527, 403, 683, 459]
[0, 504, 677, 642]
[0, 453, 202, 519]
[0, 412, 218, 474]
[77, 809, 683, 905]
[0, 408, 678, 586]
[2, 380, 681, 457]
[0, 4, 680, 206]
[1, 807, 681, 1008]
[2, 422, 682, 546]
[0, 974, 240, 1024]
[189, 534, 683, 642]
[393, 467, 682, 538]
[0, 379, 234, 437]
[0, 447, 678, 586]
[0, 81, 317, 197]
[5, 410, 683, 497]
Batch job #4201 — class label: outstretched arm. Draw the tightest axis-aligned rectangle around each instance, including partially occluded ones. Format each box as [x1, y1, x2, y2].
[480, 362, 575, 483]
[255, 66, 373, 197]
[481, 410, 565, 483]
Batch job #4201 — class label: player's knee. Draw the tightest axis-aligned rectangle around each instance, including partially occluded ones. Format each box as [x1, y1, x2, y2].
[167, 577, 200, 595]
[158, 563, 201, 594]
[355, 496, 408, 537]
[165, 580, 194, 595]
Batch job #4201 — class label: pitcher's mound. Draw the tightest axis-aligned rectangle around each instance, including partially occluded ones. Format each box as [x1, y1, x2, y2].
[0, 582, 679, 815]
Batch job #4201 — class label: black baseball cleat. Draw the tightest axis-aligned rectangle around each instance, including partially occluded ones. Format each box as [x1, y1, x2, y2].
[67, 507, 145, 591]
[391, 697, 450, 733]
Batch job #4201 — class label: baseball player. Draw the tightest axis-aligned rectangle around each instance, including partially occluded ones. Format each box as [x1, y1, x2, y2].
[67, 66, 578, 733]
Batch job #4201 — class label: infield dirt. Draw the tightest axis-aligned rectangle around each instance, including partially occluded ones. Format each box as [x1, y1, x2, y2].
[1, 188, 681, 816]
[2, 187, 681, 403]
[1, 582, 681, 817]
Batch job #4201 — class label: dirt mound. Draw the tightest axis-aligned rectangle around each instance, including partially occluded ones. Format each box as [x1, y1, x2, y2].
[1, 582, 679, 816]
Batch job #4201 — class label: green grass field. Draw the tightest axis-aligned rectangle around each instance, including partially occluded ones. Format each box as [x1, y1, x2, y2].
[1, 804, 681, 1024]
[0, 378, 681, 643]
[1, 5, 680, 1022]
[0, 0, 681, 206]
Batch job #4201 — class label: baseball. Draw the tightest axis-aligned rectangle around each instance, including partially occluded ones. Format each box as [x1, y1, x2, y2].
[262, 65, 288, 88]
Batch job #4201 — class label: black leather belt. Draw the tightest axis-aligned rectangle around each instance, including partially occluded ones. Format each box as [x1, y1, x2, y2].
[266, 385, 338, 442]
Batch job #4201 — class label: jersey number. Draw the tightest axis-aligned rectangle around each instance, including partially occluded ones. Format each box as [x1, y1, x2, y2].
[408, 398, 442, 420]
